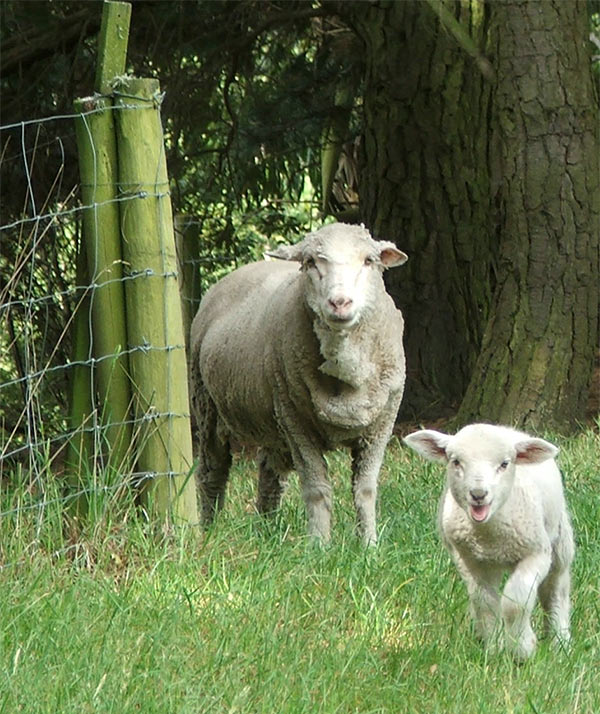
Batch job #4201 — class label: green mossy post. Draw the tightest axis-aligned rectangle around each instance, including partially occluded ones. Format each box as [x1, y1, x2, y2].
[320, 87, 353, 218]
[73, 95, 133, 472]
[72, 0, 133, 478]
[95, 1, 132, 95]
[114, 78, 198, 525]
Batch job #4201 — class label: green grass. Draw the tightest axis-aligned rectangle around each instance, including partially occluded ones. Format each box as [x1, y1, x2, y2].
[1, 427, 599, 713]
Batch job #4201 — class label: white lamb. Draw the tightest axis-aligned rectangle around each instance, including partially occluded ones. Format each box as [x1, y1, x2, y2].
[189, 222, 408, 543]
[403, 423, 574, 660]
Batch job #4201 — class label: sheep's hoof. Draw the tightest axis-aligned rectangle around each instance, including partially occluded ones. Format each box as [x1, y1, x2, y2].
[550, 631, 571, 655]
[480, 632, 503, 655]
[508, 632, 537, 662]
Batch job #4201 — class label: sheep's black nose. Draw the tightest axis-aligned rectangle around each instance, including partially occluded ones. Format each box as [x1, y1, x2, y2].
[470, 488, 488, 502]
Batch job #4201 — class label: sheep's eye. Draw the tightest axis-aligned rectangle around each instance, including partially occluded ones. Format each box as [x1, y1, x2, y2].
[451, 458, 461, 468]
[499, 459, 510, 470]
[364, 255, 375, 266]
[304, 257, 316, 270]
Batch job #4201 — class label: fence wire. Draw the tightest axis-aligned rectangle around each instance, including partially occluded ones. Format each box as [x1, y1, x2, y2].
[0, 102, 203, 556]
[0, 96, 323, 569]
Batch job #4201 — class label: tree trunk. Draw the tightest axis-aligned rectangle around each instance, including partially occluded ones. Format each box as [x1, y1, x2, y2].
[456, 0, 599, 431]
[348, 0, 494, 420]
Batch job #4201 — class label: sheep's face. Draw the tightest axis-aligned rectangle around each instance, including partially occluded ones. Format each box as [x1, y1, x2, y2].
[266, 223, 407, 330]
[403, 424, 559, 525]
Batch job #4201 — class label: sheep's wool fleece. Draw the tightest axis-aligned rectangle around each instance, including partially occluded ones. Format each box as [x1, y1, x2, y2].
[191, 251, 405, 453]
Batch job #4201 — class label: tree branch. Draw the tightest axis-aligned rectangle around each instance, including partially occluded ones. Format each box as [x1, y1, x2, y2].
[1, 8, 99, 76]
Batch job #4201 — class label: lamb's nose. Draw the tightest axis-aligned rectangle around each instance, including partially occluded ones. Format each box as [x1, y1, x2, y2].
[470, 488, 488, 502]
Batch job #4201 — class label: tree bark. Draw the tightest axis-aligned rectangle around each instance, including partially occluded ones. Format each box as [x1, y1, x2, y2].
[348, 0, 494, 420]
[456, 0, 599, 430]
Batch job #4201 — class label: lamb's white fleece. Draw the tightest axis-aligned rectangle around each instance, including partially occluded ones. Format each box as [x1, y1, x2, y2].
[404, 423, 574, 660]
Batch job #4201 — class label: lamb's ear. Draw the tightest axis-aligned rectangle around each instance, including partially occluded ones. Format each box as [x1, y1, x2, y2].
[377, 241, 408, 269]
[403, 430, 450, 463]
[264, 241, 304, 262]
[514, 438, 559, 464]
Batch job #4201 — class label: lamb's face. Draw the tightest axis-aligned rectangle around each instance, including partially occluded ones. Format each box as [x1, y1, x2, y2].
[403, 424, 560, 527]
[445, 428, 518, 524]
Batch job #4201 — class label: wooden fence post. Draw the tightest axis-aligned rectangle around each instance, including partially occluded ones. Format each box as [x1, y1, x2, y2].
[71, 0, 133, 480]
[174, 215, 202, 356]
[71, 0, 197, 525]
[114, 78, 198, 525]
[73, 95, 133, 473]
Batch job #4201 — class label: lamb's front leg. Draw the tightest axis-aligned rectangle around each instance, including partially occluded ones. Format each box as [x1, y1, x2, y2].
[455, 556, 502, 646]
[538, 568, 571, 650]
[538, 513, 574, 649]
[502, 552, 552, 661]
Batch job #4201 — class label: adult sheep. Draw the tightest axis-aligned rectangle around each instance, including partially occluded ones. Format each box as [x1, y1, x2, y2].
[403, 423, 574, 660]
[189, 222, 408, 544]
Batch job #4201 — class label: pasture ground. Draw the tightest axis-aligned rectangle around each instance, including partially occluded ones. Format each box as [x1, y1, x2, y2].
[1, 426, 598, 713]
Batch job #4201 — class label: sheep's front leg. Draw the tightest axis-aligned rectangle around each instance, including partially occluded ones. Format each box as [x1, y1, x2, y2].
[301, 463, 332, 543]
[502, 552, 552, 661]
[290, 445, 332, 542]
[351, 436, 389, 546]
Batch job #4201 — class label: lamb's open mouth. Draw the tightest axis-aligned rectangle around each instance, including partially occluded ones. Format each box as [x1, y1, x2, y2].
[470, 503, 491, 522]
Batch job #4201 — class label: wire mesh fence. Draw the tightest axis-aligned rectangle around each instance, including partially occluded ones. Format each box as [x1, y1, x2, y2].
[0, 73, 325, 570]
[0, 100, 203, 555]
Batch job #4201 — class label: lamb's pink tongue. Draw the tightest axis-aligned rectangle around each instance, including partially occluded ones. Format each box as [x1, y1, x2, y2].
[470, 504, 490, 522]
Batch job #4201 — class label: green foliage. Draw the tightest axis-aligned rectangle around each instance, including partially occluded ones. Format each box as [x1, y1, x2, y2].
[0, 427, 598, 712]
[0, 207, 80, 457]
[0, 2, 363, 448]
[147, 1, 363, 277]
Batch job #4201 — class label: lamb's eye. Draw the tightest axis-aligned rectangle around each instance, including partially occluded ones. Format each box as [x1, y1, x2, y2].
[499, 459, 509, 470]
[451, 458, 461, 468]
[364, 256, 375, 266]
[304, 257, 316, 270]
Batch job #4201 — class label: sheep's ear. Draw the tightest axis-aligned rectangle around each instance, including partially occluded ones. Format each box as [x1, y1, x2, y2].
[264, 242, 304, 262]
[403, 430, 450, 462]
[514, 438, 559, 464]
[377, 241, 408, 269]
